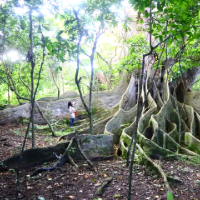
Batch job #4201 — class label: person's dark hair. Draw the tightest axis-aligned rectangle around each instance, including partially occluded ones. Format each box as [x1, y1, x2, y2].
[68, 101, 72, 108]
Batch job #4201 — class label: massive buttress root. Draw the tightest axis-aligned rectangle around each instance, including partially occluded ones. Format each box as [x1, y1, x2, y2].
[104, 71, 200, 193]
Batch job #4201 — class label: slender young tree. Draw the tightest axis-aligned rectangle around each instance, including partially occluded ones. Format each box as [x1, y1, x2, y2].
[47, 0, 122, 134]
[125, 0, 200, 199]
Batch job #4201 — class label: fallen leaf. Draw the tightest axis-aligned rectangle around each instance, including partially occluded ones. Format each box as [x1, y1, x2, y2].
[38, 197, 45, 200]
[103, 174, 107, 177]
[119, 176, 123, 179]
[47, 185, 52, 189]
[95, 182, 101, 186]
[46, 175, 51, 180]
[114, 194, 120, 198]
[67, 196, 75, 199]
[84, 174, 89, 178]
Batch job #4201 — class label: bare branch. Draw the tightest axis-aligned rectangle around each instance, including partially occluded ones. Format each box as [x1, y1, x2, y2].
[96, 52, 110, 67]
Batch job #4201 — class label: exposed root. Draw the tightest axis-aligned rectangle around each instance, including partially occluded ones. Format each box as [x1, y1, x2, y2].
[75, 137, 94, 170]
[58, 138, 75, 165]
[30, 163, 56, 176]
[0, 138, 7, 142]
[57, 129, 80, 142]
[31, 138, 75, 176]
[179, 147, 198, 156]
[31, 136, 97, 176]
[68, 154, 78, 169]
[136, 144, 174, 194]
[58, 116, 113, 142]
[0, 142, 70, 170]
[35, 102, 57, 137]
[167, 176, 182, 184]
[95, 177, 113, 196]
[119, 138, 128, 158]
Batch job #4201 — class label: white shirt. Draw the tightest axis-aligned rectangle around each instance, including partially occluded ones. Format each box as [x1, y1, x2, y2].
[69, 106, 76, 118]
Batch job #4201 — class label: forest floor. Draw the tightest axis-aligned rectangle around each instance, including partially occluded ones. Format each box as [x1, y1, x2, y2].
[0, 124, 200, 200]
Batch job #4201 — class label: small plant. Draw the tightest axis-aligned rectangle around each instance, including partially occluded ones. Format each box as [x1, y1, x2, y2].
[179, 155, 200, 166]
[114, 194, 121, 198]
[69, 147, 76, 156]
[9, 168, 15, 173]
[13, 129, 21, 136]
[167, 191, 173, 200]
[196, 180, 200, 185]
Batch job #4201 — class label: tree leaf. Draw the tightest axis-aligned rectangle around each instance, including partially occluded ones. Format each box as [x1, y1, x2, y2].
[84, 174, 89, 178]
[167, 191, 173, 200]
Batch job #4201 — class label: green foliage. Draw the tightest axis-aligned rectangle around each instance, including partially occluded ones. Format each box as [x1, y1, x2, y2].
[167, 191, 173, 200]
[1, 0, 200, 104]
[119, 34, 148, 72]
[0, 0, 50, 104]
[46, 0, 122, 62]
[180, 155, 200, 166]
[129, 0, 200, 82]
[192, 78, 200, 91]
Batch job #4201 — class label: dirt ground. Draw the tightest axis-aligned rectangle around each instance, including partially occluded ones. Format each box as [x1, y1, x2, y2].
[0, 124, 200, 200]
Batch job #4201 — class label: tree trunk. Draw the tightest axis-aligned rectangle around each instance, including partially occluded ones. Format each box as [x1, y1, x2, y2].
[104, 65, 200, 194]
[2, 64, 200, 194]
[8, 85, 10, 106]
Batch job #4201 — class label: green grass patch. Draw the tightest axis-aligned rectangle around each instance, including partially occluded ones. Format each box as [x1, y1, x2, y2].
[179, 155, 200, 166]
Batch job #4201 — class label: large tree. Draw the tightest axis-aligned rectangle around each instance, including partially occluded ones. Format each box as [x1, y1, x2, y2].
[103, 0, 200, 199]
[1, 0, 200, 199]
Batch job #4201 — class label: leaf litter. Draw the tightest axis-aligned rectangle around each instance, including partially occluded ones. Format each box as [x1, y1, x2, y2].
[0, 125, 200, 199]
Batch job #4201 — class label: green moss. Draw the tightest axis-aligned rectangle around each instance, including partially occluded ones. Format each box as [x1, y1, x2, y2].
[55, 131, 72, 136]
[81, 138, 90, 143]
[92, 107, 99, 114]
[100, 147, 111, 154]
[121, 133, 131, 147]
[121, 148, 127, 158]
[184, 133, 190, 143]
[179, 155, 200, 166]
[17, 117, 25, 124]
[118, 123, 131, 137]
[188, 143, 200, 154]
[65, 118, 70, 124]
[140, 137, 174, 158]
[184, 133, 200, 154]
[84, 147, 110, 155]
[137, 133, 143, 144]
[76, 110, 88, 115]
